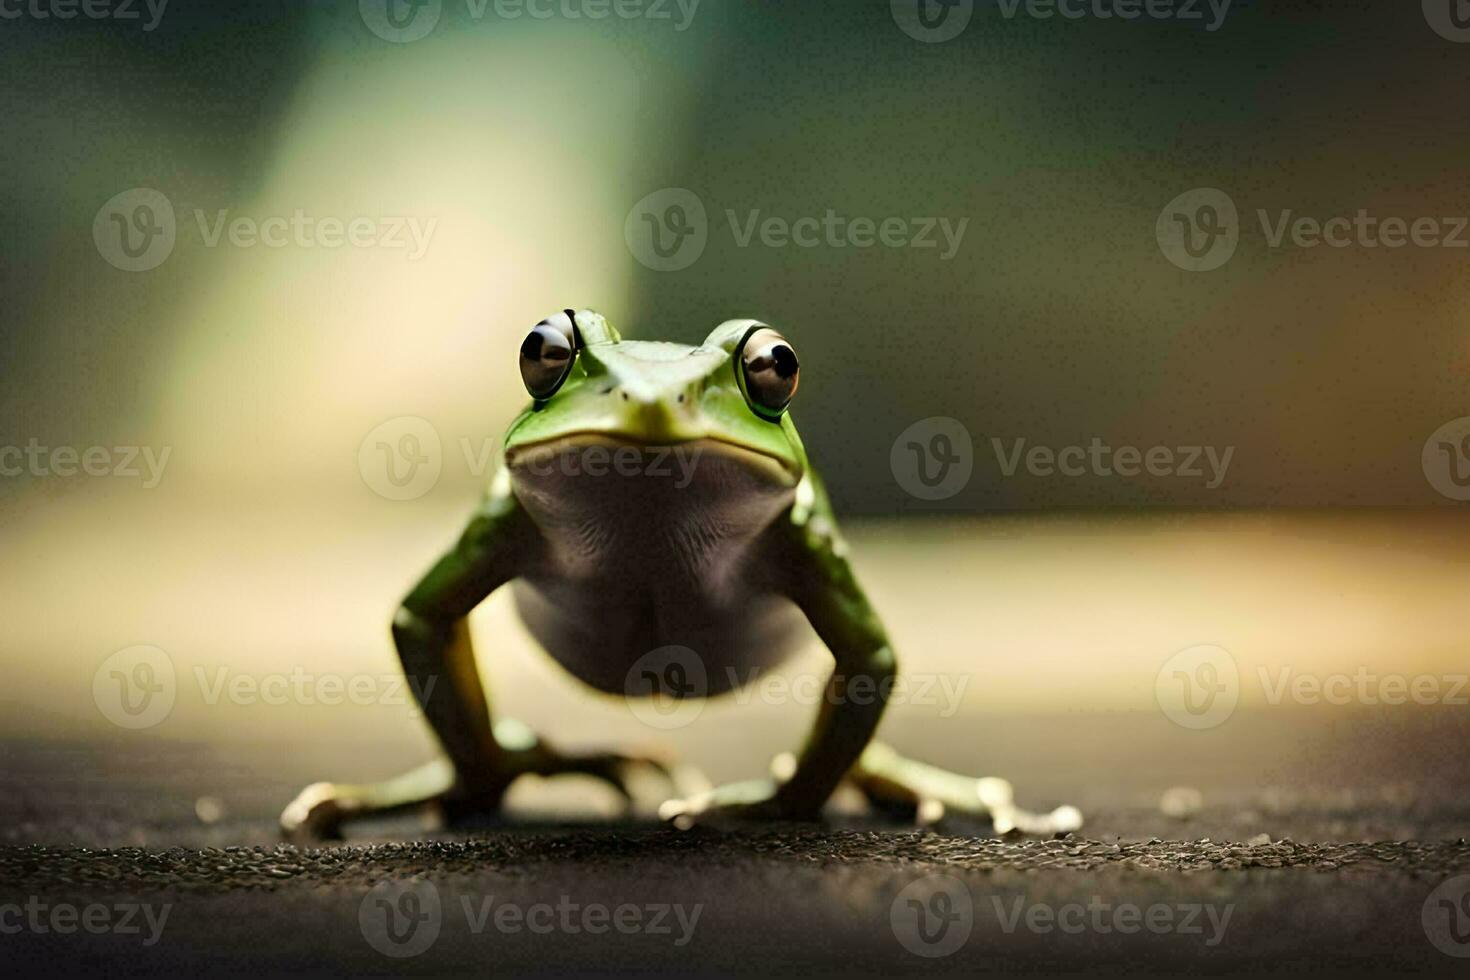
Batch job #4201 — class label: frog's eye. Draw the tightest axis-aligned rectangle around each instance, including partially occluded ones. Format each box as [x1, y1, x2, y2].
[519, 310, 579, 399]
[737, 326, 799, 419]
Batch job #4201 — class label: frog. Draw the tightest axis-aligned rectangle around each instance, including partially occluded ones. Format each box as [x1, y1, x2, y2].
[281, 310, 1081, 839]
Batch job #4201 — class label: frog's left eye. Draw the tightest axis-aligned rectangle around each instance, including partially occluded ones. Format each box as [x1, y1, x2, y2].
[737, 326, 800, 419]
[519, 310, 579, 399]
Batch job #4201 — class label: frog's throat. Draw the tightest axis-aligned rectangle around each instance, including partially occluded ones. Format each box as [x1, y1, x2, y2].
[504, 432, 800, 487]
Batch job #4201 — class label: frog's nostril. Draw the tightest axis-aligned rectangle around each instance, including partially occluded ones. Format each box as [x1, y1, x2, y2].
[620, 391, 629, 402]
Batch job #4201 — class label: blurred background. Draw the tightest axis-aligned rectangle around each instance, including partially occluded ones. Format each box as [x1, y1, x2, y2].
[1, 0, 1467, 843]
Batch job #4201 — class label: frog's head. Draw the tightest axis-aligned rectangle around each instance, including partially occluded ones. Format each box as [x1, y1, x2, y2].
[502, 310, 805, 489]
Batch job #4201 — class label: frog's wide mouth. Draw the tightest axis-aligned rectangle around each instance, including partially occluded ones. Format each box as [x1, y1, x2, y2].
[504, 432, 800, 486]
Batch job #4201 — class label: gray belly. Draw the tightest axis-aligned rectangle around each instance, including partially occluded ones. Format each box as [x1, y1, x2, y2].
[507, 442, 806, 696]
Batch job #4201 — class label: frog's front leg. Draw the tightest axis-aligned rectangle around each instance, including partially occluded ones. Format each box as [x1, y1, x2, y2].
[659, 500, 1083, 835]
[281, 478, 668, 841]
[659, 509, 895, 825]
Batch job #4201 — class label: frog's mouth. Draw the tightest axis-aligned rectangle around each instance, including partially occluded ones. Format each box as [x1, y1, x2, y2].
[505, 433, 800, 488]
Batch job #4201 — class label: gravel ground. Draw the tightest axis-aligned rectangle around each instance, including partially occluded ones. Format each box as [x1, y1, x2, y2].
[3, 711, 1468, 976]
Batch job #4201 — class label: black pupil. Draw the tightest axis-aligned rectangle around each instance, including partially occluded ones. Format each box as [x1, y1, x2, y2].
[770, 344, 797, 377]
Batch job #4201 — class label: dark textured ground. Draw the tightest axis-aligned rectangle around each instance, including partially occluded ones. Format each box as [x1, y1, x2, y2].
[4, 709, 1469, 976]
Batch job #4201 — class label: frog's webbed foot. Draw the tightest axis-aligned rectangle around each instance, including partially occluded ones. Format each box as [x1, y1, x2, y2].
[281, 758, 458, 843]
[845, 742, 1083, 836]
[280, 722, 685, 842]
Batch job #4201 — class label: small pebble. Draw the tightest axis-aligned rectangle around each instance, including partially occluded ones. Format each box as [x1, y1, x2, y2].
[1160, 786, 1203, 819]
[194, 796, 226, 825]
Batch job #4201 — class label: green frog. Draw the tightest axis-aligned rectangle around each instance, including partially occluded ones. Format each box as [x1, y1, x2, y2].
[282, 311, 1080, 838]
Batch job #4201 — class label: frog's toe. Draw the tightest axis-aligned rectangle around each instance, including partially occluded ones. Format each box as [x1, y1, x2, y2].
[848, 742, 1083, 836]
[280, 782, 350, 842]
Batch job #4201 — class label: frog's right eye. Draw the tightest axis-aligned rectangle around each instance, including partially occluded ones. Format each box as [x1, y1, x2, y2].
[519, 310, 579, 399]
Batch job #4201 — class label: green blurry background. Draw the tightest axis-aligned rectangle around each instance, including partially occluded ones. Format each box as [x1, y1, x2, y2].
[1, 2, 1467, 835]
